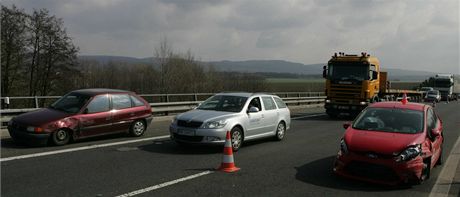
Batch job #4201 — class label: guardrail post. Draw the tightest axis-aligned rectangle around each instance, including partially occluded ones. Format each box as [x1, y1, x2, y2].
[34, 96, 39, 108]
[2, 97, 10, 109]
[194, 94, 198, 101]
[165, 94, 169, 115]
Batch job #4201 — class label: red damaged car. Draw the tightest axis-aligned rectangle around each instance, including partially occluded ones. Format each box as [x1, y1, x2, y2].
[333, 101, 443, 185]
[8, 89, 153, 146]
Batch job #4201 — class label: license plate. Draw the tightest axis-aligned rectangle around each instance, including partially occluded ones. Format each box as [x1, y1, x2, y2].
[177, 129, 195, 136]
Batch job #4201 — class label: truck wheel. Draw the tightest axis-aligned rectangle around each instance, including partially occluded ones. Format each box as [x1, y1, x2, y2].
[326, 111, 338, 119]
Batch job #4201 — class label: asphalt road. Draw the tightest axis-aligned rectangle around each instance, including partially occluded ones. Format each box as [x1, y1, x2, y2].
[1, 103, 459, 197]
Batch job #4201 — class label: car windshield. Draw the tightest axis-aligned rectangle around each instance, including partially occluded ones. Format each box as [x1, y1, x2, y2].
[328, 62, 369, 82]
[421, 87, 433, 91]
[49, 93, 90, 114]
[427, 90, 439, 95]
[197, 95, 248, 112]
[352, 107, 424, 134]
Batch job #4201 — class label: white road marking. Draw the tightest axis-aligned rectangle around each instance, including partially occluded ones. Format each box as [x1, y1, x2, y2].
[429, 132, 460, 197]
[115, 170, 214, 197]
[291, 113, 326, 120]
[0, 135, 170, 162]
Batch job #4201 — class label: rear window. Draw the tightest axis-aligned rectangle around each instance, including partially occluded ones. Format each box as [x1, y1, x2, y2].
[112, 94, 132, 109]
[131, 95, 145, 107]
[273, 97, 287, 108]
[262, 96, 277, 110]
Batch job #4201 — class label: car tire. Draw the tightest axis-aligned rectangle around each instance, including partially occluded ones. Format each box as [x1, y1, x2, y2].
[230, 127, 243, 152]
[130, 120, 146, 137]
[52, 129, 70, 146]
[436, 144, 443, 166]
[274, 122, 286, 141]
[420, 158, 431, 183]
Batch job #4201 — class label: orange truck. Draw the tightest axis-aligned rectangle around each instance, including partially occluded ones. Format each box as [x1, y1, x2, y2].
[322, 52, 423, 117]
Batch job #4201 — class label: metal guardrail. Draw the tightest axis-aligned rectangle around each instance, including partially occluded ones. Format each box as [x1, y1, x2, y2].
[0, 92, 325, 126]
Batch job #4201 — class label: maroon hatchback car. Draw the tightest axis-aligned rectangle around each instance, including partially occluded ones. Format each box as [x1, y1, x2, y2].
[8, 89, 153, 146]
[333, 101, 443, 185]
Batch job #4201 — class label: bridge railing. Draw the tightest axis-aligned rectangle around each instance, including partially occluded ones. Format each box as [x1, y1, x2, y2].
[0, 92, 325, 126]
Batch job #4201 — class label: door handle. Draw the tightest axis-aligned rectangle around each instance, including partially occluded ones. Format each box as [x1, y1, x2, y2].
[106, 117, 112, 121]
[130, 113, 135, 116]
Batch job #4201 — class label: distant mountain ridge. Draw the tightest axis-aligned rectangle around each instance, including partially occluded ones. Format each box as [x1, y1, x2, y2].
[78, 55, 436, 81]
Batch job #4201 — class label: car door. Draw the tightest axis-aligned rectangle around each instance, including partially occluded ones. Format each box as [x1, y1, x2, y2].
[245, 97, 264, 137]
[78, 94, 112, 137]
[260, 96, 278, 134]
[111, 93, 135, 132]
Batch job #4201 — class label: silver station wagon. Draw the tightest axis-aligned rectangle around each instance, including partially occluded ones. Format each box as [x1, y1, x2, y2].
[169, 92, 291, 151]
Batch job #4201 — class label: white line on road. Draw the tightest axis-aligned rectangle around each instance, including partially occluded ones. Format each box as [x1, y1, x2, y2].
[291, 113, 326, 120]
[0, 135, 170, 162]
[115, 170, 214, 197]
[429, 132, 460, 197]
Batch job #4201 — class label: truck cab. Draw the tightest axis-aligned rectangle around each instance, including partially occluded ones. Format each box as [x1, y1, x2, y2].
[323, 52, 380, 117]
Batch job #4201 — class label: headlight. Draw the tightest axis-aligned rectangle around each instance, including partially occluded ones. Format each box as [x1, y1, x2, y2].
[340, 139, 348, 154]
[359, 101, 367, 105]
[171, 117, 178, 124]
[395, 144, 421, 162]
[8, 119, 13, 126]
[203, 120, 227, 129]
[325, 99, 331, 103]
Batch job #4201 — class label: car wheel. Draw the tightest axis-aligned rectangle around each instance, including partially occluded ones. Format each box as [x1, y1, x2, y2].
[274, 122, 286, 141]
[436, 144, 443, 166]
[230, 127, 243, 152]
[420, 158, 431, 183]
[130, 120, 146, 137]
[52, 129, 70, 146]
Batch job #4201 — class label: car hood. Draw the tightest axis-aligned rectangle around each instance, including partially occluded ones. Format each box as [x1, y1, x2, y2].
[176, 110, 239, 122]
[344, 128, 425, 155]
[12, 108, 73, 126]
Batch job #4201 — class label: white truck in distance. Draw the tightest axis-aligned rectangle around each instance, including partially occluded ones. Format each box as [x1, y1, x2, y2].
[433, 74, 457, 101]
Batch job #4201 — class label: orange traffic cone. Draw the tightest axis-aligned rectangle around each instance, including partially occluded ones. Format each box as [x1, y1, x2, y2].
[401, 92, 408, 105]
[217, 131, 240, 172]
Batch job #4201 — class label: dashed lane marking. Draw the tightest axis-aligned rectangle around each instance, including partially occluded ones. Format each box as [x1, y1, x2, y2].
[115, 170, 214, 197]
[291, 113, 327, 120]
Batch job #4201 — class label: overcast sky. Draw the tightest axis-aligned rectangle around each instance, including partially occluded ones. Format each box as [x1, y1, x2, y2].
[4, 0, 460, 74]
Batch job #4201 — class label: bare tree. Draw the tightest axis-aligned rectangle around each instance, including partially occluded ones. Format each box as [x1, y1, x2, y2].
[1, 5, 28, 97]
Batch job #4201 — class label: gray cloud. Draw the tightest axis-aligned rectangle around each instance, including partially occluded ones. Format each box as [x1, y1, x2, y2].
[4, 0, 459, 73]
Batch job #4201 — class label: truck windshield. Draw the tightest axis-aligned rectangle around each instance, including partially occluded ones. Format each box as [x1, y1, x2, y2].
[329, 62, 368, 82]
[434, 79, 452, 88]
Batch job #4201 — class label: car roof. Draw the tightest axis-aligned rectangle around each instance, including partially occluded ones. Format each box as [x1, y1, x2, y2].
[71, 88, 132, 96]
[369, 101, 426, 111]
[215, 92, 275, 97]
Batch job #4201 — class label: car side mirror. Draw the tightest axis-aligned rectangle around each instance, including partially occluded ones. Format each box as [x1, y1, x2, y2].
[343, 122, 351, 129]
[372, 71, 378, 80]
[322, 65, 328, 79]
[83, 108, 89, 114]
[431, 128, 441, 137]
[248, 106, 259, 113]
